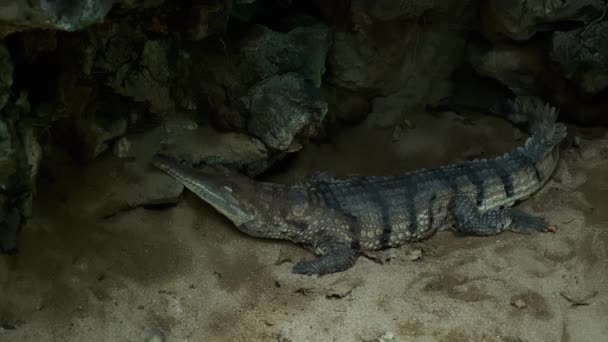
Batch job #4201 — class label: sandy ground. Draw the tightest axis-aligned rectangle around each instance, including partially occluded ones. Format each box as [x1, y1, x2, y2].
[1, 110, 607, 342]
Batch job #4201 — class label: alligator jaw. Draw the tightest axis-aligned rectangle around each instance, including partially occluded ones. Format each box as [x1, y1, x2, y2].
[152, 155, 255, 226]
[183, 177, 255, 226]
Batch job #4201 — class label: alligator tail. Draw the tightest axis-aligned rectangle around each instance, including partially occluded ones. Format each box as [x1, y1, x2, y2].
[496, 97, 568, 160]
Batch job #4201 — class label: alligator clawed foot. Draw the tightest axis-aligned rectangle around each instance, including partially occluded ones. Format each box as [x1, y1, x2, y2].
[508, 209, 555, 234]
[292, 259, 321, 276]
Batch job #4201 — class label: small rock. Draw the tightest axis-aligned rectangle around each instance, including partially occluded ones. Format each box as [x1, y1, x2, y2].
[144, 329, 165, 342]
[361, 331, 395, 342]
[511, 298, 527, 309]
[77, 117, 128, 160]
[112, 137, 132, 159]
[274, 249, 293, 265]
[362, 250, 398, 264]
[325, 278, 362, 299]
[378, 332, 395, 342]
[276, 333, 293, 342]
[467, 41, 546, 94]
[408, 249, 423, 261]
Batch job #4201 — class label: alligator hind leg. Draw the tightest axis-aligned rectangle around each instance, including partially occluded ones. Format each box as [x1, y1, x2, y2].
[292, 241, 359, 276]
[452, 195, 551, 236]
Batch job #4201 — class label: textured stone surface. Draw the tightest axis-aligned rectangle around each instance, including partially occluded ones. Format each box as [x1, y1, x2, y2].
[40, 151, 185, 219]
[0, 95, 41, 252]
[325, 0, 470, 96]
[480, 0, 604, 41]
[552, 21, 608, 95]
[100, 38, 174, 115]
[0, 43, 12, 110]
[311, 0, 479, 128]
[187, 0, 231, 41]
[175, 17, 331, 153]
[322, 0, 470, 127]
[468, 42, 547, 94]
[0, 0, 114, 35]
[244, 73, 328, 151]
[350, 0, 457, 22]
[240, 22, 330, 87]
[321, 84, 370, 125]
[120, 0, 165, 8]
[158, 117, 271, 176]
[0, 48, 23, 253]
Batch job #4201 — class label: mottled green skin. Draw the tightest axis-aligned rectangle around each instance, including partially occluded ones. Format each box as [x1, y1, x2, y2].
[153, 99, 567, 276]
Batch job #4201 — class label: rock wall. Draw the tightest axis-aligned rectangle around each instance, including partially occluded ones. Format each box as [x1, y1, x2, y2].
[0, 0, 607, 251]
[472, 0, 608, 125]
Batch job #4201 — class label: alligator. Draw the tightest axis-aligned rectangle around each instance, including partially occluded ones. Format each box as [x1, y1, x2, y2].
[152, 98, 567, 276]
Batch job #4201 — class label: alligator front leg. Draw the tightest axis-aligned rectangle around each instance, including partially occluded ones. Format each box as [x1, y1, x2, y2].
[452, 194, 552, 236]
[292, 240, 359, 276]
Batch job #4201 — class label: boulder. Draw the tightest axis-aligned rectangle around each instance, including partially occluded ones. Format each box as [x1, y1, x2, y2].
[175, 18, 331, 154]
[239, 23, 330, 87]
[243, 73, 328, 151]
[92, 27, 175, 115]
[468, 41, 547, 95]
[158, 117, 271, 176]
[552, 21, 608, 95]
[480, 0, 604, 41]
[0, 0, 114, 37]
[321, 0, 471, 126]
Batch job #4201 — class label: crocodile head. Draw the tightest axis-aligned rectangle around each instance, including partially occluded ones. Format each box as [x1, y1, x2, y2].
[184, 174, 259, 227]
[152, 155, 289, 231]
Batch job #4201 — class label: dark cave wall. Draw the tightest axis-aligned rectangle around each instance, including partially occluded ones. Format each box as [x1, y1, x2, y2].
[0, 0, 607, 252]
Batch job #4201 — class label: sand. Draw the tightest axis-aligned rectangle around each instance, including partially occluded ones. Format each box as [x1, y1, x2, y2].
[1, 110, 607, 341]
